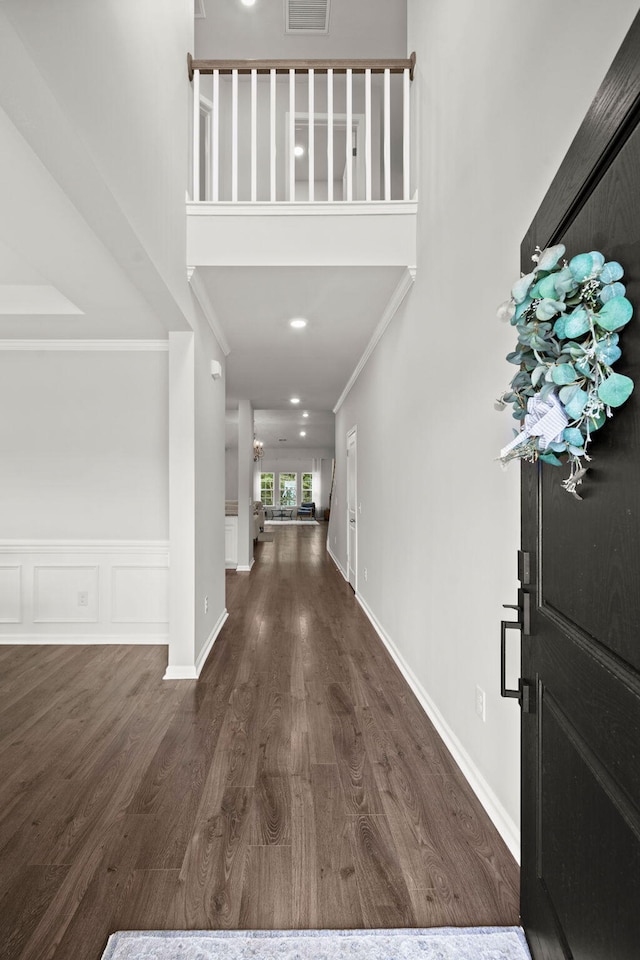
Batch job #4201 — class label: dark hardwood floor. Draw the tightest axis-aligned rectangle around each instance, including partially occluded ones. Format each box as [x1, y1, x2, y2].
[0, 523, 519, 960]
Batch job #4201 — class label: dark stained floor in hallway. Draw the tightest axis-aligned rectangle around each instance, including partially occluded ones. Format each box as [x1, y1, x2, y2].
[0, 523, 519, 960]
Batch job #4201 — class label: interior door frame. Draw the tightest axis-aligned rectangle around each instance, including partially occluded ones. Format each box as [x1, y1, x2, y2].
[346, 426, 357, 591]
[519, 13, 640, 957]
[285, 112, 366, 201]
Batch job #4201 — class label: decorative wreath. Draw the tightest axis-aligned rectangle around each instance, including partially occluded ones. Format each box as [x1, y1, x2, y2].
[496, 244, 634, 499]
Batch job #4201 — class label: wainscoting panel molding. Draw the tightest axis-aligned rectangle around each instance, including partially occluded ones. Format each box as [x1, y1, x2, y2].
[0, 541, 169, 643]
[0, 565, 22, 623]
[111, 565, 169, 624]
[34, 565, 100, 623]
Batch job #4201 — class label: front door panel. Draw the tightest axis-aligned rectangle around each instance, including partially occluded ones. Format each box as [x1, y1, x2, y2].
[519, 15, 640, 959]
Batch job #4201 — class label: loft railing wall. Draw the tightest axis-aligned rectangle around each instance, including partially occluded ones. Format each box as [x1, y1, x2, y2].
[188, 55, 415, 204]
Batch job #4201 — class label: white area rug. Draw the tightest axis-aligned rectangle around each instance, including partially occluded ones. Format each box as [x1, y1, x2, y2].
[264, 520, 319, 525]
[102, 928, 531, 960]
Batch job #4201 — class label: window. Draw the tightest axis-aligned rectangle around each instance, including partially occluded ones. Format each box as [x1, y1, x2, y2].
[260, 472, 274, 506]
[279, 472, 297, 506]
[302, 472, 313, 503]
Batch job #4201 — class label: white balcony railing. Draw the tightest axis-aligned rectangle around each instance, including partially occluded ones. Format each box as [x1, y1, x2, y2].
[188, 54, 415, 205]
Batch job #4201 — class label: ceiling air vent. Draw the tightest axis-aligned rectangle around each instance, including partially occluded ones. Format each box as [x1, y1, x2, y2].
[286, 0, 330, 34]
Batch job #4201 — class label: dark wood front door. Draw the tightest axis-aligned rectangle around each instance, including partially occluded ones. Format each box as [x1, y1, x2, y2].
[517, 15, 640, 960]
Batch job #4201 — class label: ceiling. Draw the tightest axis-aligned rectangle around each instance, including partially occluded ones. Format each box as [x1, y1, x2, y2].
[195, 0, 407, 61]
[200, 262, 405, 410]
[227, 406, 335, 451]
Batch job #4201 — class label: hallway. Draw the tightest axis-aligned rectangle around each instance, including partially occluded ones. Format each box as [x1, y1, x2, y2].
[0, 524, 518, 960]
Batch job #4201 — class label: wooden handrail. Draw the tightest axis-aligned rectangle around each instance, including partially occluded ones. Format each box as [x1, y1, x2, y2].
[188, 52, 416, 82]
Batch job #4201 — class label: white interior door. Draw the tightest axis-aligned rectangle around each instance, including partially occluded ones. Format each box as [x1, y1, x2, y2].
[346, 427, 357, 591]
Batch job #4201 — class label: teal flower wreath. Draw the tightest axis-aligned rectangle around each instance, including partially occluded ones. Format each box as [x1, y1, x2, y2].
[496, 244, 634, 499]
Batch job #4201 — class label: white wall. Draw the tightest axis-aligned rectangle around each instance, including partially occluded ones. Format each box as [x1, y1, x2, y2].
[330, 0, 639, 857]
[194, 310, 227, 660]
[225, 445, 239, 500]
[1, 0, 195, 328]
[0, 349, 168, 540]
[0, 347, 170, 643]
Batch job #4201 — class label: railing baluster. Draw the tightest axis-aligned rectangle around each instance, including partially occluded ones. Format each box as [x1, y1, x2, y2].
[192, 68, 200, 201]
[212, 69, 219, 201]
[327, 69, 333, 202]
[188, 55, 416, 206]
[365, 68, 372, 202]
[384, 68, 391, 201]
[308, 68, 314, 203]
[346, 67, 352, 202]
[232, 69, 238, 202]
[270, 68, 276, 202]
[289, 69, 295, 202]
[251, 69, 257, 202]
[403, 67, 410, 200]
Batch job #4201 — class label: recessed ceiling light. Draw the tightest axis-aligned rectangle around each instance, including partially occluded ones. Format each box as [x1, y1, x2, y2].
[290, 397, 301, 404]
[294, 144, 305, 158]
[289, 318, 307, 329]
[300, 431, 306, 437]
[240, 0, 256, 6]
[302, 411, 309, 418]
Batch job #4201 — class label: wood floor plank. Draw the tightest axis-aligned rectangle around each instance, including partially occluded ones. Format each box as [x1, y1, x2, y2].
[346, 814, 415, 927]
[110, 869, 183, 932]
[311, 762, 364, 928]
[0, 865, 69, 960]
[250, 773, 291, 845]
[174, 786, 253, 929]
[238, 845, 293, 929]
[0, 780, 79, 901]
[305, 680, 338, 765]
[290, 773, 318, 928]
[47, 815, 155, 960]
[327, 682, 384, 815]
[0, 524, 520, 960]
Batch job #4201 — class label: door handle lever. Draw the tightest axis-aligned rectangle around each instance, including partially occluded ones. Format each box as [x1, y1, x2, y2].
[501, 619, 522, 700]
[500, 609, 533, 713]
[502, 590, 531, 636]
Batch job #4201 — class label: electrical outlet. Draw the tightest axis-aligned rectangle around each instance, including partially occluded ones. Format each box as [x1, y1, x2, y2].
[204, 595, 209, 614]
[78, 591, 89, 607]
[475, 685, 486, 722]
[364, 567, 368, 581]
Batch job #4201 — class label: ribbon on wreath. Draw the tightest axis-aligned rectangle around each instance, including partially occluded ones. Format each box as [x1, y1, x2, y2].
[500, 391, 568, 459]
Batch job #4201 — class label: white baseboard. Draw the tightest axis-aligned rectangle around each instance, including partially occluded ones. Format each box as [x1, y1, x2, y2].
[162, 664, 199, 680]
[195, 608, 228, 674]
[236, 558, 255, 573]
[356, 592, 521, 864]
[327, 542, 348, 581]
[0, 633, 168, 645]
[163, 607, 229, 681]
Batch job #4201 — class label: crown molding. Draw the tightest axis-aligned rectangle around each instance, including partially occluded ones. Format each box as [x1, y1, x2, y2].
[188, 268, 231, 357]
[0, 340, 168, 351]
[333, 265, 416, 413]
